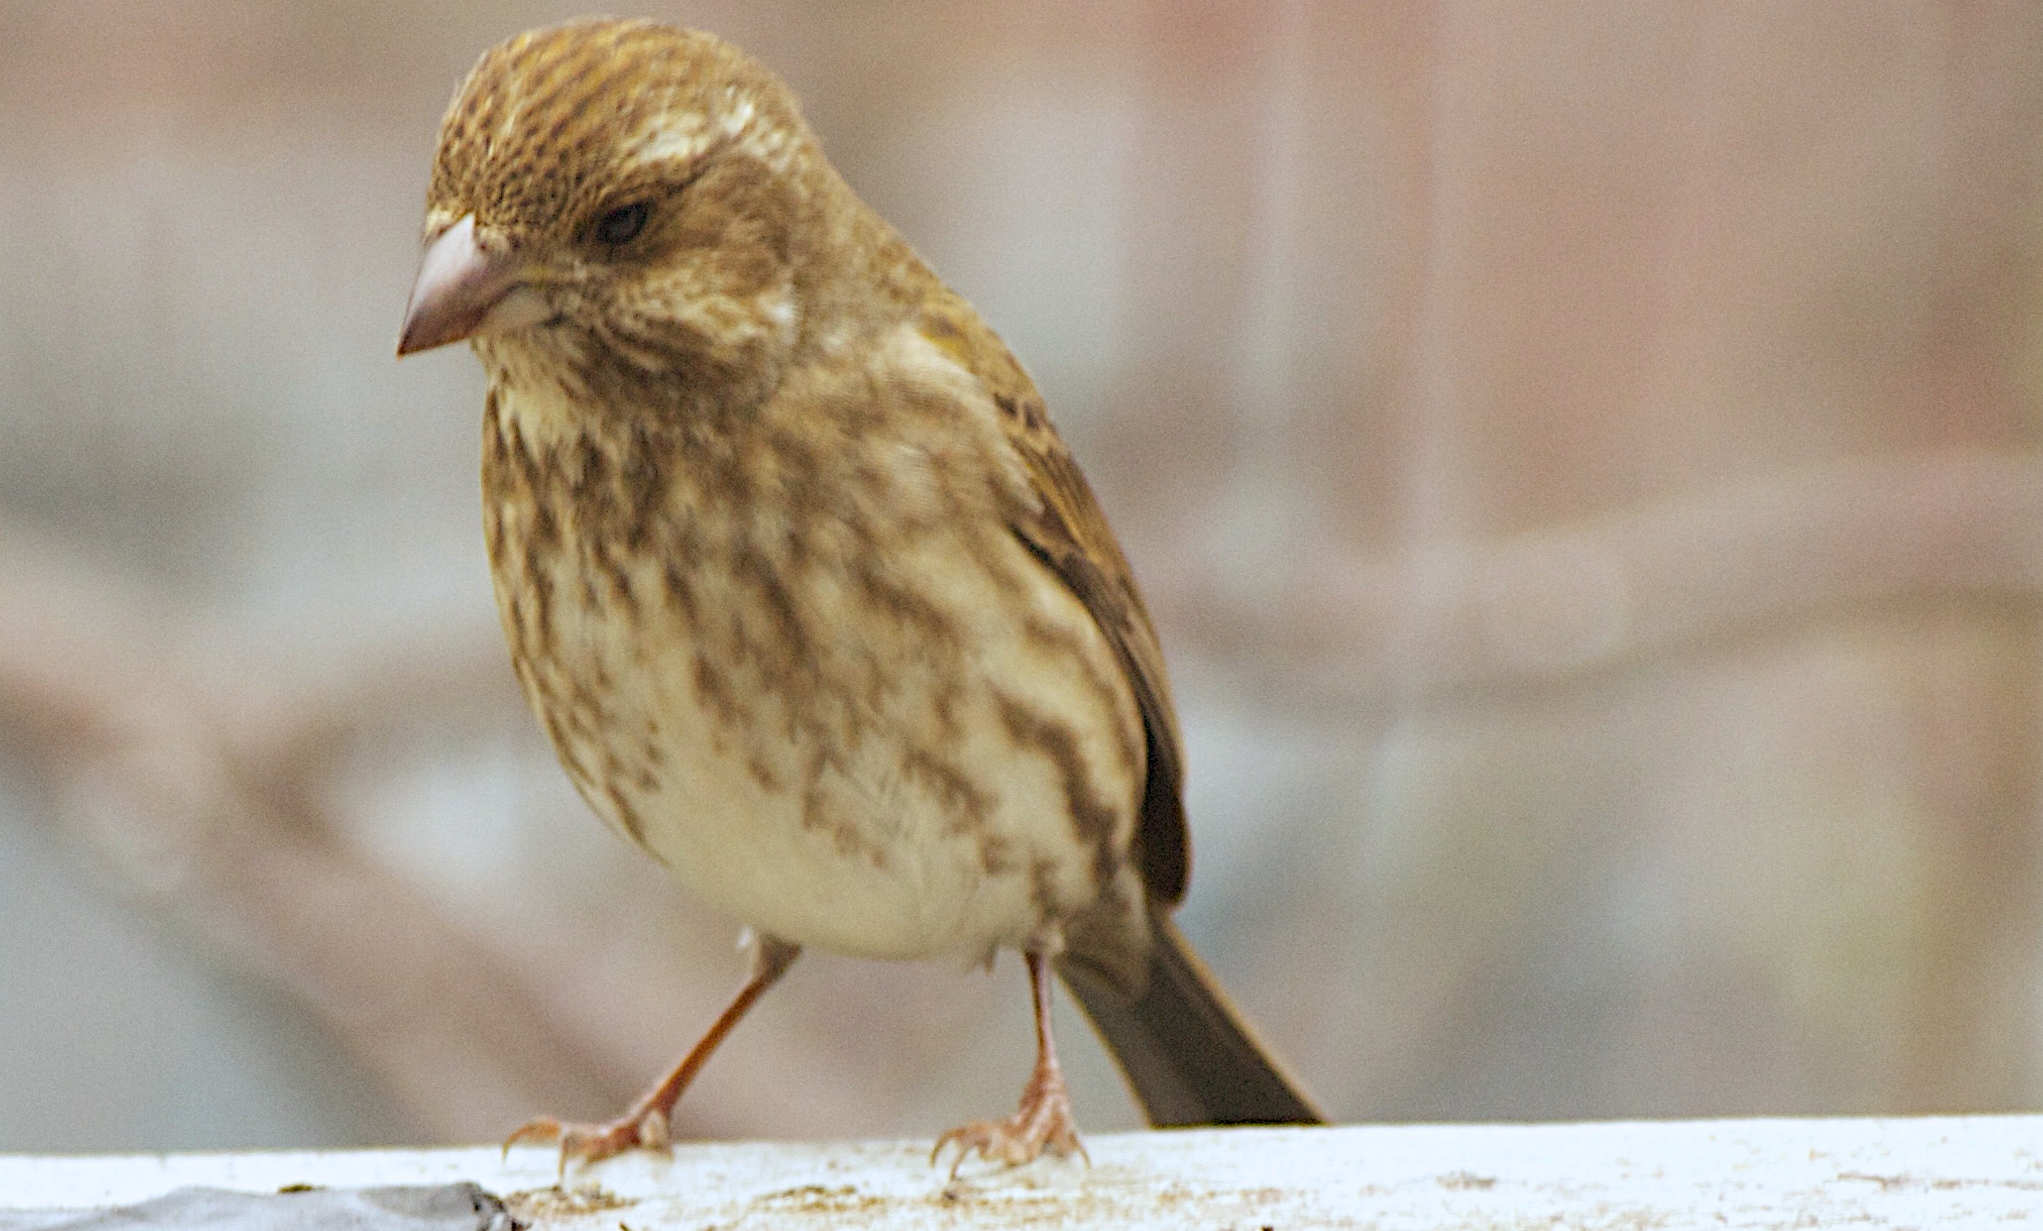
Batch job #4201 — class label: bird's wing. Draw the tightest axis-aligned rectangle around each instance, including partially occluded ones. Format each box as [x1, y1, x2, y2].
[915, 297, 1189, 905]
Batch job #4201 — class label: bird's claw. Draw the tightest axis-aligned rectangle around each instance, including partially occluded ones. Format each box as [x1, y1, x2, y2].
[502, 1108, 671, 1178]
[931, 1104, 1088, 1179]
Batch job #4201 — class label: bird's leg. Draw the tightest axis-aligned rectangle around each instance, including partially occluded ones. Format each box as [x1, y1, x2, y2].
[932, 949, 1089, 1177]
[507, 935, 801, 1173]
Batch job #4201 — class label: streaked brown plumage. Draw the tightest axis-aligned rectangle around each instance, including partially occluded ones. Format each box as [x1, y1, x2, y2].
[398, 17, 1320, 1172]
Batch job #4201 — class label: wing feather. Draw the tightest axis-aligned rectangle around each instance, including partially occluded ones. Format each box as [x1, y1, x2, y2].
[916, 299, 1189, 904]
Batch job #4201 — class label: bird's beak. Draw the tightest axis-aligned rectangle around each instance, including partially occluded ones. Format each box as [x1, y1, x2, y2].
[397, 214, 549, 356]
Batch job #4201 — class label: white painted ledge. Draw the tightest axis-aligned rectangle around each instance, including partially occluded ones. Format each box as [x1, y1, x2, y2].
[4, 1118, 2042, 1228]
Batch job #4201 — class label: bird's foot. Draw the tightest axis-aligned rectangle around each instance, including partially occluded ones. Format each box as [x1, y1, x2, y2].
[503, 936, 802, 1179]
[931, 1059, 1090, 1178]
[503, 1105, 672, 1177]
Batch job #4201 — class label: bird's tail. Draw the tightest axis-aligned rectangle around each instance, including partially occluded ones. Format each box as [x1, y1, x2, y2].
[1057, 913, 1323, 1126]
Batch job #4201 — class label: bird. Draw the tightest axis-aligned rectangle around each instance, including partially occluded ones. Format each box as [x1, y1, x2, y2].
[396, 17, 1321, 1173]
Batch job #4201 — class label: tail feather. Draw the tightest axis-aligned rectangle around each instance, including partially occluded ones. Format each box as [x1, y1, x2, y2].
[1057, 914, 1323, 1127]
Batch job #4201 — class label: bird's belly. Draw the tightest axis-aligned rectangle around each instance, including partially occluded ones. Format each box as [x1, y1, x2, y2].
[632, 736, 1026, 962]
[505, 530, 1143, 965]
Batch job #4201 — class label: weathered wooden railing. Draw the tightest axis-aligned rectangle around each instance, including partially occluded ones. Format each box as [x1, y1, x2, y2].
[3, 1118, 2038, 1228]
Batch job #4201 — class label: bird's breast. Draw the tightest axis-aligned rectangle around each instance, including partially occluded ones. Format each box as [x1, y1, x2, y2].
[477, 378, 1149, 965]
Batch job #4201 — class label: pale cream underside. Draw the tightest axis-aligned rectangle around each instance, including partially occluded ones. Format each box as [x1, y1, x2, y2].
[489, 323, 1145, 966]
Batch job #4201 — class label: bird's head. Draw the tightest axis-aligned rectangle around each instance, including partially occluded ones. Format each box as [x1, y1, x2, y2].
[398, 19, 841, 413]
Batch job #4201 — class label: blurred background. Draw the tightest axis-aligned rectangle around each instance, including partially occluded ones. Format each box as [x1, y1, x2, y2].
[3, 0, 2041, 1151]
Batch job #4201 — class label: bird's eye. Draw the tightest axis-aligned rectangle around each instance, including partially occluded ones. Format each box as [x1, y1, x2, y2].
[593, 201, 651, 246]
